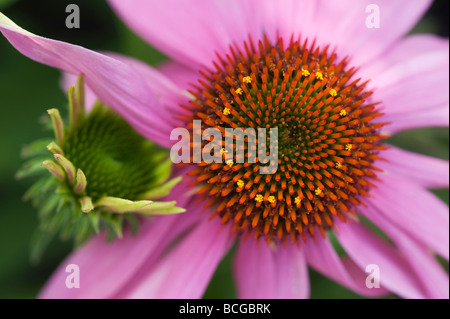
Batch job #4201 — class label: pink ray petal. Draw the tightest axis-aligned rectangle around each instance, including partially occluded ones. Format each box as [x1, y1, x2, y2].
[383, 107, 449, 133]
[61, 52, 190, 140]
[100, 52, 189, 132]
[359, 34, 449, 134]
[39, 214, 191, 299]
[213, 0, 431, 68]
[303, 236, 389, 297]
[337, 220, 428, 299]
[363, 205, 449, 299]
[246, 0, 319, 46]
[233, 238, 309, 299]
[377, 146, 449, 189]
[124, 217, 234, 298]
[316, 0, 432, 67]
[234, 238, 275, 298]
[108, 0, 431, 72]
[108, 0, 263, 69]
[367, 175, 449, 260]
[158, 61, 200, 91]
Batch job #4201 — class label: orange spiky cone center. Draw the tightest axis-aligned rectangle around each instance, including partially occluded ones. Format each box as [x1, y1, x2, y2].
[181, 35, 387, 244]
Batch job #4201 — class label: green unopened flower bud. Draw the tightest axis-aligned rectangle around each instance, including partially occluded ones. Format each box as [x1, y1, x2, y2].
[18, 75, 184, 261]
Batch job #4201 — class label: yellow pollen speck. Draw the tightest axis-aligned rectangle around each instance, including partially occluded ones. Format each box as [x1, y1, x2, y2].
[295, 196, 302, 206]
[243, 76, 252, 84]
[301, 68, 310, 77]
[255, 194, 264, 203]
[223, 107, 231, 115]
[226, 159, 233, 167]
[340, 109, 347, 116]
[336, 161, 342, 169]
[268, 196, 276, 204]
[220, 148, 228, 155]
[345, 144, 353, 151]
[315, 188, 322, 195]
[316, 71, 323, 80]
[237, 180, 244, 188]
[329, 88, 337, 96]
[235, 88, 243, 95]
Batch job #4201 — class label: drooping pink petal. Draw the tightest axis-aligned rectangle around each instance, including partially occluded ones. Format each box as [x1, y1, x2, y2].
[108, 0, 263, 69]
[39, 178, 199, 299]
[359, 34, 449, 134]
[61, 52, 191, 136]
[101, 52, 190, 132]
[233, 238, 309, 299]
[363, 205, 449, 299]
[377, 146, 449, 189]
[123, 217, 234, 298]
[0, 13, 171, 146]
[303, 236, 389, 297]
[337, 221, 428, 299]
[367, 175, 449, 260]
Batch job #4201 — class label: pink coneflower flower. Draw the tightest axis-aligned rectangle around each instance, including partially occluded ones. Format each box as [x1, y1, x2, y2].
[1, 0, 449, 299]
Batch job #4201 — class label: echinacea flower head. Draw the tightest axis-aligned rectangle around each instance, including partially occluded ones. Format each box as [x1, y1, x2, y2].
[18, 75, 184, 259]
[1, 0, 449, 299]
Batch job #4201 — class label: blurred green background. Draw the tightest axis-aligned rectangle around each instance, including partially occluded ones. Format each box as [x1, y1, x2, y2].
[0, 0, 448, 299]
